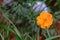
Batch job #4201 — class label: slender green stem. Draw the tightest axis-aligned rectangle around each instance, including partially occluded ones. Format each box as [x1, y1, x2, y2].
[24, 33, 33, 40]
[37, 30, 40, 40]
[46, 29, 51, 37]
[45, 35, 60, 40]
[0, 33, 4, 40]
[3, 14, 22, 39]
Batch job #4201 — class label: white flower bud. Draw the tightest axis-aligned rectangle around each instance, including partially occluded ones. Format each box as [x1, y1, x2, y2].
[3, 0, 13, 5]
[33, 1, 48, 12]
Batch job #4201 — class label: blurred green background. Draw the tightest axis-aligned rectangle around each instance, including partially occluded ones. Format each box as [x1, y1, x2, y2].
[0, 0, 60, 40]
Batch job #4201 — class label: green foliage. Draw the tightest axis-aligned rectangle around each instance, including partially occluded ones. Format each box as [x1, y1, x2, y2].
[0, 0, 60, 40]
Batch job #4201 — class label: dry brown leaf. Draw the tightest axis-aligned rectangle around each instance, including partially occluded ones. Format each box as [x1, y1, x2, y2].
[9, 32, 16, 40]
[54, 20, 60, 40]
[0, 36, 2, 40]
[0, 0, 3, 6]
[0, 11, 6, 25]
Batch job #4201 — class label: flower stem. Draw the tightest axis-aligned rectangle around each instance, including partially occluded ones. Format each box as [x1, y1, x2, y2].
[0, 33, 4, 40]
[46, 29, 51, 37]
[45, 35, 60, 40]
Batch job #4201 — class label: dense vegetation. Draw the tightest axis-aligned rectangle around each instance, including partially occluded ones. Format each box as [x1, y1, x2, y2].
[0, 0, 60, 40]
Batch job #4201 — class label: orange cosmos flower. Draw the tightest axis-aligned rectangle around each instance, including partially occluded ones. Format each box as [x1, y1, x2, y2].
[37, 12, 53, 29]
